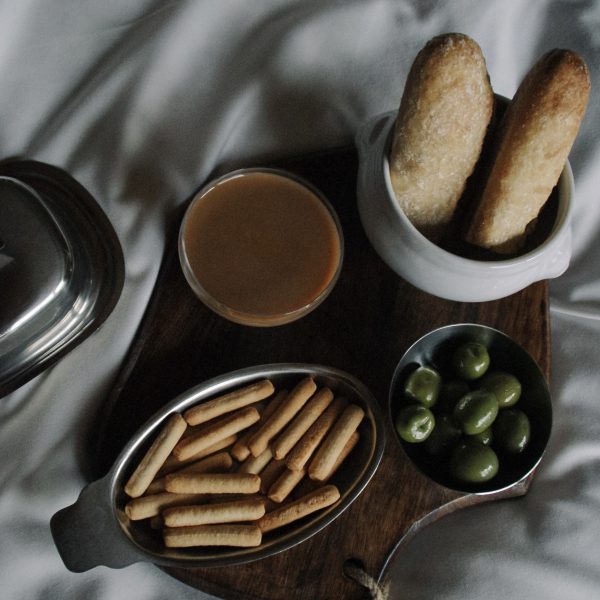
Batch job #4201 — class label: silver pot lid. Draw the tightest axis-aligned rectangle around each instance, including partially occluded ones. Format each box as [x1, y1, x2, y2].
[0, 160, 124, 397]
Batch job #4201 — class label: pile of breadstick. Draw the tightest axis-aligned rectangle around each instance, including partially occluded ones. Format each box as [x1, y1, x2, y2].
[122, 376, 365, 549]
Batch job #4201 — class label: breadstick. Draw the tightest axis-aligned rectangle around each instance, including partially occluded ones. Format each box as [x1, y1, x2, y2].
[124, 492, 205, 521]
[124, 413, 187, 498]
[267, 468, 306, 503]
[466, 49, 590, 253]
[162, 497, 265, 527]
[158, 434, 237, 476]
[257, 485, 340, 533]
[285, 396, 348, 471]
[292, 433, 360, 498]
[163, 524, 262, 548]
[271, 387, 334, 460]
[147, 451, 233, 494]
[389, 33, 493, 240]
[173, 406, 260, 462]
[238, 448, 273, 475]
[259, 458, 287, 494]
[248, 377, 317, 457]
[320, 430, 360, 482]
[165, 472, 260, 495]
[183, 379, 275, 426]
[231, 390, 287, 462]
[308, 404, 365, 481]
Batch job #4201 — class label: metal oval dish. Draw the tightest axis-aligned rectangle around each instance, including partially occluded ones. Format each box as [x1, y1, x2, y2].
[51, 363, 385, 572]
[0, 161, 124, 398]
[389, 324, 552, 495]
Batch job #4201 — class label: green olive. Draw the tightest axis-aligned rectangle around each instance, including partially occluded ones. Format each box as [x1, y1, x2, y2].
[450, 439, 499, 483]
[395, 404, 435, 443]
[453, 390, 498, 435]
[479, 371, 522, 408]
[469, 426, 493, 446]
[436, 380, 471, 413]
[452, 342, 490, 380]
[493, 409, 531, 454]
[403, 366, 442, 408]
[424, 413, 462, 456]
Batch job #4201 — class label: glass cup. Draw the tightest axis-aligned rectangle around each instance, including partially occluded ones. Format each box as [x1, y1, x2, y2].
[179, 168, 344, 326]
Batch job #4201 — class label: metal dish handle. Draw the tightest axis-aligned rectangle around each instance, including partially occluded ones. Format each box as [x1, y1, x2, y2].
[50, 474, 141, 572]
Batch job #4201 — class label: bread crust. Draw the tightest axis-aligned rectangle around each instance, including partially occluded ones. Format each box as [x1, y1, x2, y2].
[389, 33, 494, 240]
[466, 49, 590, 253]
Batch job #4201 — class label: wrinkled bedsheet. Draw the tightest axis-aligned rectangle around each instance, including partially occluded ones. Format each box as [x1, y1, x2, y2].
[1, 1, 599, 598]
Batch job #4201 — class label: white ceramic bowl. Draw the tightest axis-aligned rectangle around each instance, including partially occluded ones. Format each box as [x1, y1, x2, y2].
[356, 111, 573, 302]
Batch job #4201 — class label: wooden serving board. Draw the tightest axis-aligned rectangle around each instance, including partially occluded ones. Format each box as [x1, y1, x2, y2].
[89, 147, 550, 600]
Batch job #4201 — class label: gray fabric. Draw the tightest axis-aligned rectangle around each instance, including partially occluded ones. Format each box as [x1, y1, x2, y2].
[1, 1, 599, 598]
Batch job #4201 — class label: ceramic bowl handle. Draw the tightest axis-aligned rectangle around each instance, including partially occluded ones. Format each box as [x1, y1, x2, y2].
[50, 474, 142, 572]
[355, 112, 395, 159]
[539, 228, 572, 280]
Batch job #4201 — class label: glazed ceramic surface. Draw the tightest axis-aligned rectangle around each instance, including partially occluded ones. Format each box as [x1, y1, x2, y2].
[356, 112, 573, 302]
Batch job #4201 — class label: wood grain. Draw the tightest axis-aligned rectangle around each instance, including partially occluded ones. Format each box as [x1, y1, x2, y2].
[88, 148, 550, 600]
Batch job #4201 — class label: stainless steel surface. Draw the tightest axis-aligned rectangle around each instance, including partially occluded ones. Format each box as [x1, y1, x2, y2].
[0, 162, 124, 397]
[51, 363, 385, 572]
[389, 324, 552, 494]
